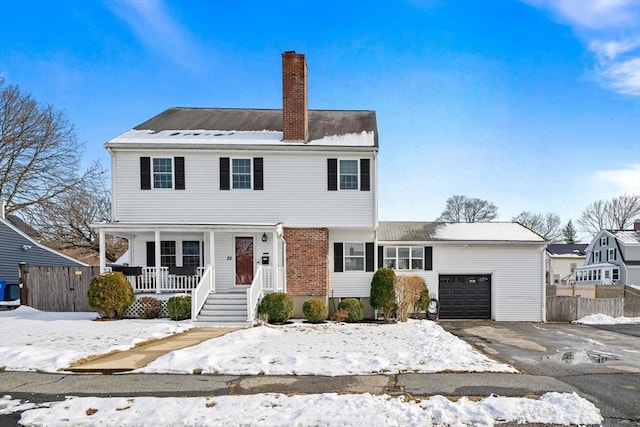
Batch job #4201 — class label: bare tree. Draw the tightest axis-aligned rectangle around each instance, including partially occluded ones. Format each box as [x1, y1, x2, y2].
[437, 195, 498, 222]
[0, 78, 103, 216]
[512, 211, 563, 242]
[578, 194, 640, 236]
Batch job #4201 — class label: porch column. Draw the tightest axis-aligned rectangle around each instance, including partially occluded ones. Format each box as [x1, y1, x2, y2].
[155, 230, 161, 293]
[99, 229, 106, 273]
[208, 230, 215, 292]
[272, 231, 278, 291]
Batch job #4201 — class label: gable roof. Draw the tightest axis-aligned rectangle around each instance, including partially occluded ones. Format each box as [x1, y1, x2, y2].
[546, 244, 587, 257]
[611, 230, 640, 245]
[107, 107, 378, 148]
[378, 221, 545, 243]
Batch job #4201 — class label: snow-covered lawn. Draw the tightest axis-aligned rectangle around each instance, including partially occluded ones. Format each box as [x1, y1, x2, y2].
[0, 307, 604, 426]
[1, 392, 603, 427]
[574, 313, 640, 325]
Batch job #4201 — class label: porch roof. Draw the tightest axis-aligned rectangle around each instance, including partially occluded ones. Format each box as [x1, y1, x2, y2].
[91, 221, 283, 236]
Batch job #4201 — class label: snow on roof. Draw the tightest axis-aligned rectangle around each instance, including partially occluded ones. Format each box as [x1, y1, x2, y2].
[108, 129, 376, 147]
[611, 230, 640, 244]
[378, 221, 545, 242]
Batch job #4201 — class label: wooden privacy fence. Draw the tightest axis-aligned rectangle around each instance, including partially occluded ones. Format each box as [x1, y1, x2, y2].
[546, 296, 624, 322]
[21, 265, 100, 312]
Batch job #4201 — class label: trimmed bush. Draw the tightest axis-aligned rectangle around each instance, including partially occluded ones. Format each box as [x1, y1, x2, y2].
[302, 299, 328, 323]
[87, 272, 135, 320]
[370, 268, 396, 320]
[138, 296, 162, 319]
[395, 275, 427, 322]
[258, 292, 294, 324]
[337, 298, 364, 323]
[167, 295, 191, 321]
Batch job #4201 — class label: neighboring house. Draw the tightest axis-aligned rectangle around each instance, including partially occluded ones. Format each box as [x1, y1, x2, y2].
[0, 208, 86, 302]
[575, 221, 640, 286]
[93, 51, 548, 324]
[93, 52, 378, 324]
[545, 244, 587, 285]
[376, 222, 547, 321]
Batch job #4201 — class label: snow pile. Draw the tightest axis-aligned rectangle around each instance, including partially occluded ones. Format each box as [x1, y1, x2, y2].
[139, 319, 517, 375]
[573, 313, 640, 325]
[0, 306, 193, 372]
[4, 392, 602, 427]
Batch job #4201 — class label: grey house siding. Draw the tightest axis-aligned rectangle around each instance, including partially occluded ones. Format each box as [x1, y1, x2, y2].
[0, 219, 84, 285]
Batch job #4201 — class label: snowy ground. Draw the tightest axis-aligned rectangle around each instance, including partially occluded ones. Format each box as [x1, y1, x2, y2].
[574, 313, 640, 325]
[0, 307, 604, 426]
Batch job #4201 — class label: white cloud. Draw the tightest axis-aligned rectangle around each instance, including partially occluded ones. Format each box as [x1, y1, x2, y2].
[106, 0, 204, 71]
[596, 163, 640, 195]
[524, 0, 640, 96]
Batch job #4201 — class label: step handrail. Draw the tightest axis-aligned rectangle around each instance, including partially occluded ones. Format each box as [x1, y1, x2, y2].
[191, 265, 214, 320]
[246, 266, 264, 322]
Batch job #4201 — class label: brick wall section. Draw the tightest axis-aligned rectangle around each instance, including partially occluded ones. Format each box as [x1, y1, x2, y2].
[284, 227, 328, 296]
[282, 51, 308, 141]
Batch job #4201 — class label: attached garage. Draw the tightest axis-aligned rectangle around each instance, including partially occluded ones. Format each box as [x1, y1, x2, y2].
[377, 222, 547, 322]
[439, 274, 491, 319]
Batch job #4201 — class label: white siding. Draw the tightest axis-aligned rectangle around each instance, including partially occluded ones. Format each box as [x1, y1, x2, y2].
[113, 150, 375, 228]
[328, 229, 376, 298]
[432, 244, 545, 321]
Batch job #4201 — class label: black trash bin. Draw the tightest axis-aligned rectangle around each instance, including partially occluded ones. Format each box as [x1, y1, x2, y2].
[6, 284, 20, 301]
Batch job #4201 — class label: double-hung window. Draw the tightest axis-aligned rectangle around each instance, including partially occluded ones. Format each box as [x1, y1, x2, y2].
[344, 243, 365, 271]
[160, 241, 176, 267]
[232, 158, 252, 189]
[607, 248, 616, 261]
[593, 251, 601, 263]
[339, 160, 358, 190]
[153, 158, 173, 189]
[612, 269, 619, 280]
[384, 246, 424, 270]
[182, 241, 201, 267]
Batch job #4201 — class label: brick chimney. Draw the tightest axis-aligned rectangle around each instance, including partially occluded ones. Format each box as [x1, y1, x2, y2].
[634, 220, 640, 232]
[282, 51, 308, 141]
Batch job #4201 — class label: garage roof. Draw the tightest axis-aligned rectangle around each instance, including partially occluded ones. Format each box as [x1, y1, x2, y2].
[378, 222, 545, 242]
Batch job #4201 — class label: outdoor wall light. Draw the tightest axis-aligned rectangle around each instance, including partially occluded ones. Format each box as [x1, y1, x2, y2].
[262, 233, 268, 242]
[22, 244, 32, 251]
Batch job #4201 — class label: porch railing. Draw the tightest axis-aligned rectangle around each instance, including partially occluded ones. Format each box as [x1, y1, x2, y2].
[113, 267, 206, 293]
[191, 265, 214, 320]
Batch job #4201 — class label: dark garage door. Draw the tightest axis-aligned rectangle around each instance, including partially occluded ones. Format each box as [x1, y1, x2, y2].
[439, 275, 491, 319]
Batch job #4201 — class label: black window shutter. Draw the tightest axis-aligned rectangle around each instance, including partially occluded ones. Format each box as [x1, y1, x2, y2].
[146, 241, 155, 267]
[328, 158, 337, 191]
[613, 249, 616, 260]
[253, 157, 264, 190]
[365, 242, 374, 272]
[174, 157, 185, 190]
[360, 159, 370, 191]
[378, 246, 384, 270]
[140, 157, 151, 190]
[220, 157, 230, 190]
[424, 246, 433, 271]
[334, 242, 343, 272]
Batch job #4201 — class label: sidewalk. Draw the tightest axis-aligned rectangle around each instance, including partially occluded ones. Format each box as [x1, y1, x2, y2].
[67, 327, 237, 373]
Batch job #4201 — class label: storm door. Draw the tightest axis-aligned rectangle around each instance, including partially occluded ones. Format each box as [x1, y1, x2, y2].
[235, 236, 254, 285]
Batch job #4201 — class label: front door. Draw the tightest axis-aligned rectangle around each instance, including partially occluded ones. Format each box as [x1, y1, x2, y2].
[235, 236, 254, 285]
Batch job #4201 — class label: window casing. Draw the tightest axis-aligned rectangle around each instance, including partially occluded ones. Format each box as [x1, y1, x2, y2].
[339, 160, 358, 190]
[160, 241, 176, 267]
[612, 269, 619, 280]
[384, 246, 424, 270]
[593, 251, 600, 263]
[570, 263, 577, 272]
[153, 158, 173, 189]
[232, 158, 252, 189]
[553, 274, 560, 284]
[344, 243, 365, 271]
[607, 248, 615, 261]
[182, 241, 201, 267]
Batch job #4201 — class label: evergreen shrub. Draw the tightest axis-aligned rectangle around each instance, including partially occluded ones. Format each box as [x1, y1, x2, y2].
[337, 298, 364, 322]
[87, 272, 135, 320]
[258, 292, 294, 324]
[370, 268, 397, 320]
[302, 299, 328, 323]
[167, 295, 191, 320]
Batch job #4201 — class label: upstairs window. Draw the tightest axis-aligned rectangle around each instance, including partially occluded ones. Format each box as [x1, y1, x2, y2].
[339, 160, 358, 190]
[232, 159, 252, 189]
[600, 236, 608, 247]
[607, 248, 616, 261]
[153, 158, 173, 189]
[593, 251, 601, 263]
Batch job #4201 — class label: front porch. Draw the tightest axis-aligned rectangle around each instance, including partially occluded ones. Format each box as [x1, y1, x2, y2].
[93, 222, 287, 325]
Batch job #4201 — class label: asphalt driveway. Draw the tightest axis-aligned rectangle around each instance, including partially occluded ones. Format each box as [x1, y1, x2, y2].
[439, 320, 640, 427]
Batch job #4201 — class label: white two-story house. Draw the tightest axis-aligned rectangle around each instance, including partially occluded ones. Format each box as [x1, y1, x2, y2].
[575, 221, 640, 286]
[93, 52, 378, 324]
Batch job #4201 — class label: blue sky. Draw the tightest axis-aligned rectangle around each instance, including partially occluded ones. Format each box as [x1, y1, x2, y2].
[1, 0, 639, 236]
